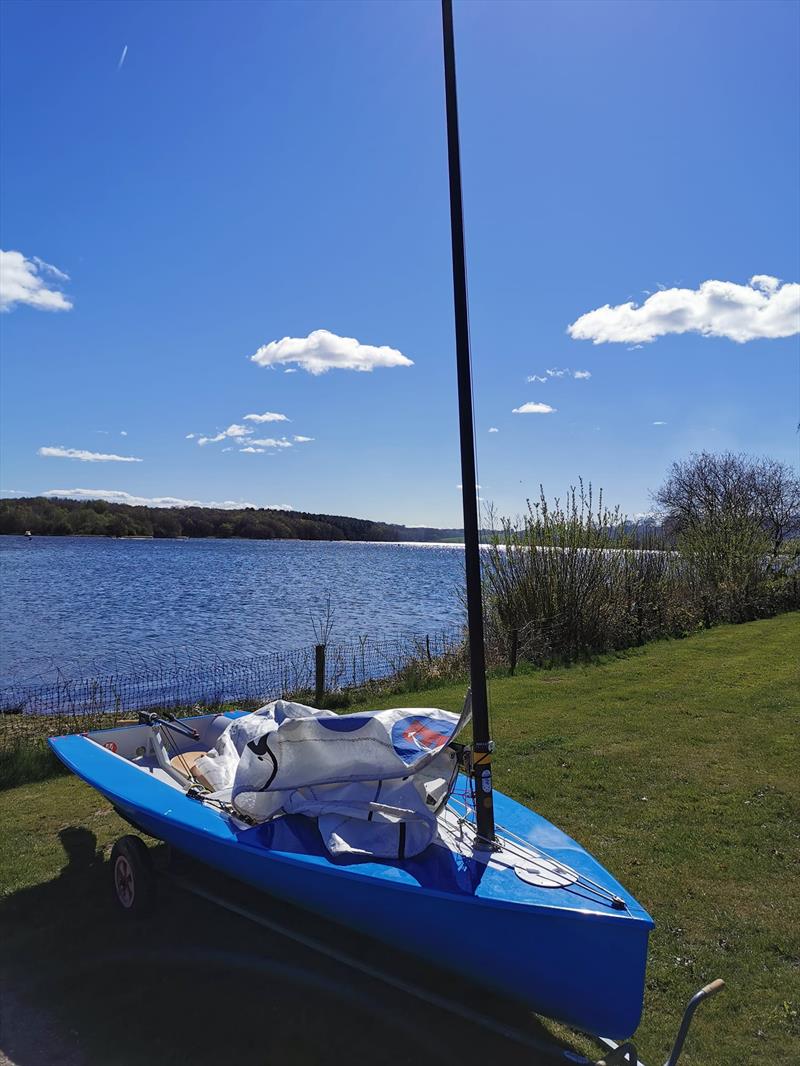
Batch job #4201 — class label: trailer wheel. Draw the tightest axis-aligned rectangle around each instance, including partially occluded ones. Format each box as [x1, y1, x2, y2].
[110, 835, 156, 917]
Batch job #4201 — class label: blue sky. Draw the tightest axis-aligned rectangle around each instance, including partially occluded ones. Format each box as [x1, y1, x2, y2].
[1, 0, 798, 527]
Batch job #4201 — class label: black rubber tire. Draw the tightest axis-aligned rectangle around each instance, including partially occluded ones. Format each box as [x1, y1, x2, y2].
[110, 835, 157, 918]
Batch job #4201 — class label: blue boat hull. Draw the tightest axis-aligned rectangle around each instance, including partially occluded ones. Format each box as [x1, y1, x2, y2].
[50, 724, 652, 1038]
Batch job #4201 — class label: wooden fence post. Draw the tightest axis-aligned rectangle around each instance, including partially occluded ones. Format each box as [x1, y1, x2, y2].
[315, 644, 326, 706]
[509, 628, 518, 676]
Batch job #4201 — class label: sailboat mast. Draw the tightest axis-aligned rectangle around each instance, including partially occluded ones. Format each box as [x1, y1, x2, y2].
[441, 0, 495, 843]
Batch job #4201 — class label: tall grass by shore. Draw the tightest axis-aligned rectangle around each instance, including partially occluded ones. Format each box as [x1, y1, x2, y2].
[481, 484, 799, 667]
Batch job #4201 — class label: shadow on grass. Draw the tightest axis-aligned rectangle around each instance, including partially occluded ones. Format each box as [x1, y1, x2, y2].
[0, 742, 68, 791]
[0, 827, 571, 1066]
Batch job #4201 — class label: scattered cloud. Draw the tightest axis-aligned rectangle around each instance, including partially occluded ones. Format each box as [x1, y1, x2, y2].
[0, 249, 72, 312]
[221, 447, 233, 453]
[40, 488, 277, 509]
[185, 433, 195, 439]
[527, 368, 591, 382]
[117, 44, 128, 71]
[488, 427, 499, 433]
[250, 329, 414, 375]
[243, 411, 289, 423]
[568, 275, 800, 345]
[197, 423, 252, 446]
[32, 256, 69, 282]
[512, 402, 556, 415]
[284, 368, 297, 374]
[38, 446, 142, 463]
[249, 437, 293, 448]
[196, 418, 308, 450]
[652, 421, 667, 426]
[627, 345, 644, 351]
[120, 430, 128, 436]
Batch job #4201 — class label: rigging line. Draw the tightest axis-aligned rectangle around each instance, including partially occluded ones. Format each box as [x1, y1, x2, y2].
[447, 803, 624, 907]
[160, 721, 195, 781]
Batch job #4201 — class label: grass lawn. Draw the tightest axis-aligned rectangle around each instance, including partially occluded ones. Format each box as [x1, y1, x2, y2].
[1, 614, 798, 1065]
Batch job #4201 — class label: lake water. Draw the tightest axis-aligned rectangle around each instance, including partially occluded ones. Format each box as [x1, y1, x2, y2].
[0, 536, 466, 683]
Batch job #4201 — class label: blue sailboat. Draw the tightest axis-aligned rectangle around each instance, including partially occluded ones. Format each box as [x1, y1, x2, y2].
[50, 709, 651, 1038]
[49, 0, 653, 1042]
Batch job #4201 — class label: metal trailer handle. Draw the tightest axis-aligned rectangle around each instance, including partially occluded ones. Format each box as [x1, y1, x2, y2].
[596, 977, 725, 1066]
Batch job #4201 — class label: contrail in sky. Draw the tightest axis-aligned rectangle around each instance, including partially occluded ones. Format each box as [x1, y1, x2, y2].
[117, 45, 128, 71]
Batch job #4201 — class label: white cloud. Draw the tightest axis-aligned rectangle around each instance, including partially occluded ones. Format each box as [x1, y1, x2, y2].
[249, 437, 293, 448]
[38, 446, 142, 463]
[512, 402, 556, 415]
[528, 368, 591, 382]
[185, 433, 195, 440]
[0, 250, 73, 312]
[293, 435, 314, 443]
[244, 411, 289, 423]
[568, 275, 800, 345]
[40, 488, 275, 509]
[284, 368, 297, 374]
[117, 44, 128, 71]
[240, 446, 265, 454]
[750, 274, 780, 294]
[197, 423, 253, 446]
[32, 256, 69, 282]
[652, 421, 667, 426]
[250, 329, 414, 375]
[120, 430, 128, 436]
[488, 427, 499, 433]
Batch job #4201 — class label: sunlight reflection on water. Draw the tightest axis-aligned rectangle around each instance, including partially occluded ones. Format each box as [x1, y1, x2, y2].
[0, 537, 466, 682]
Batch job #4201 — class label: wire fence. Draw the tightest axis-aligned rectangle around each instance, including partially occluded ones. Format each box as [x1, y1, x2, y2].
[0, 629, 465, 749]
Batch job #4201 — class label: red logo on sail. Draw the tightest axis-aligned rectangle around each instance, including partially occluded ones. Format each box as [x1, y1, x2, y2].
[402, 719, 449, 752]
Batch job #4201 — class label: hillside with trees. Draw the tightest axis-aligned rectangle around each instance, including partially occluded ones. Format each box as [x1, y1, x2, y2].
[0, 497, 462, 543]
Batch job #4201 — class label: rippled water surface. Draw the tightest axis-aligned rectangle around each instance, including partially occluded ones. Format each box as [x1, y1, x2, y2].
[0, 537, 465, 682]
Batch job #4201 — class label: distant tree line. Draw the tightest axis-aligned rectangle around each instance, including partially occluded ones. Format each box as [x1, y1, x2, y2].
[0, 497, 463, 543]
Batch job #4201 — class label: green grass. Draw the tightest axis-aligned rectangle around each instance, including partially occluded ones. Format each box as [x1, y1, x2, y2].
[1, 614, 798, 1065]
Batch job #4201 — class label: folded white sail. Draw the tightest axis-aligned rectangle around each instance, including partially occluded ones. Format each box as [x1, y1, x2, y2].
[194, 698, 470, 858]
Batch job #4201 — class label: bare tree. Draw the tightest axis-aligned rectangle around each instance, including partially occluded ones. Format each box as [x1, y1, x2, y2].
[654, 451, 800, 553]
[753, 456, 800, 553]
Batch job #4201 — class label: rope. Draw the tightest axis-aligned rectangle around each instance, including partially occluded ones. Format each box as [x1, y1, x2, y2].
[446, 795, 625, 910]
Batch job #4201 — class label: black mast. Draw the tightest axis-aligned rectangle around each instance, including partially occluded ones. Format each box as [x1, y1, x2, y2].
[441, 0, 495, 843]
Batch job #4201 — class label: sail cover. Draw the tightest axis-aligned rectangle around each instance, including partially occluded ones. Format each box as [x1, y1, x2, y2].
[197, 698, 470, 858]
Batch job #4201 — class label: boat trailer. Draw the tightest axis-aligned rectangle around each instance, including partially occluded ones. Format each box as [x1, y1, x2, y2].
[109, 830, 724, 1066]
